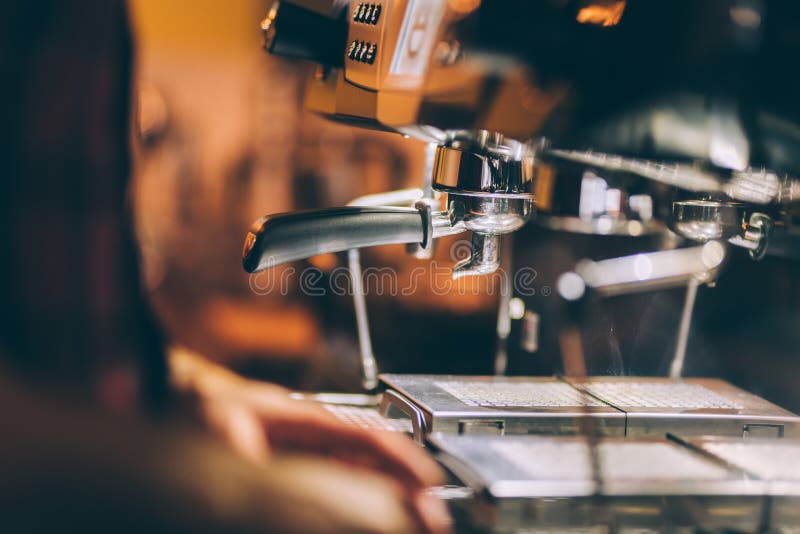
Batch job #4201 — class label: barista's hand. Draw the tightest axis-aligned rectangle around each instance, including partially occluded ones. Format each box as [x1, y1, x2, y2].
[0, 373, 441, 534]
[245, 454, 448, 534]
[170, 347, 451, 534]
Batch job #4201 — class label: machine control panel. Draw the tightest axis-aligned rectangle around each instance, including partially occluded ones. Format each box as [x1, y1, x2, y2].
[345, 0, 387, 88]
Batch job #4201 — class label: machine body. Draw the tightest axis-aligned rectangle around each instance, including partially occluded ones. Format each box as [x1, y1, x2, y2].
[244, 3, 800, 530]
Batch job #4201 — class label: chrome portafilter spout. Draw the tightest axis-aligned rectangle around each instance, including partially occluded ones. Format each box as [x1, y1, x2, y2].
[453, 232, 502, 279]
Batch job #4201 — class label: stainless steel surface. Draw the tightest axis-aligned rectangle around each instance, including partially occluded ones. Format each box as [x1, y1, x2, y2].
[545, 149, 800, 205]
[323, 404, 412, 433]
[347, 188, 425, 208]
[708, 99, 750, 172]
[347, 249, 379, 391]
[561, 242, 726, 299]
[345, 190, 428, 391]
[574, 381, 744, 410]
[453, 232, 501, 280]
[566, 376, 800, 439]
[520, 310, 540, 354]
[734, 211, 774, 260]
[542, 149, 800, 259]
[378, 389, 426, 444]
[556, 243, 725, 381]
[407, 143, 439, 259]
[430, 210, 466, 239]
[533, 153, 666, 237]
[559, 245, 724, 380]
[677, 436, 800, 533]
[344, 180, 447, 391]
[247, 140, 536, 279]
[669, 276, 700, 379]
[685, 437, 800, 489]
[432, 435, 756, 499]
[339, 183, 471, 391]
[242, 206, 429, 272]
[289, 392, 381, 406]
[244, 187, 467, 276]
[379, 374, 627, 440]
[248, 4, 800, 530]
[444, 191, 531, 278]
[432, 143, 534, 278]
[432, 144, 534, 197]
[545, 149, 724, 194]
[493, 236, 513, 375]
[671, 201, 775, 259]
[380, 374, 800, 441]
[672, 200, 747, 241]
[680, 438, 800, 532]
[433, 435, 770, 531]
[728, 168, 800, 206]
[433, 380, 606, 408]
[447, 193, 532, 235]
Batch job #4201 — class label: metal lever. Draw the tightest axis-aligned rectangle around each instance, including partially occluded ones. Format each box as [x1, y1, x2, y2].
[242, 206, 430, 273]
[669, 276, 701, 379]
[345, 187, 433, 392]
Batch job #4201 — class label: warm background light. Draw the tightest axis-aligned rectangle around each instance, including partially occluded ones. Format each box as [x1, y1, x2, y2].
[576, 0, 626, 27]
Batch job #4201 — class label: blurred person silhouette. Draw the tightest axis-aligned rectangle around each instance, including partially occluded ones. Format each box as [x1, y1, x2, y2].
[0, 2, 449, 532]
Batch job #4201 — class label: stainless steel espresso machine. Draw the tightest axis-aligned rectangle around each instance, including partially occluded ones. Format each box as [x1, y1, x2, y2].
[244, 1, 800, 531]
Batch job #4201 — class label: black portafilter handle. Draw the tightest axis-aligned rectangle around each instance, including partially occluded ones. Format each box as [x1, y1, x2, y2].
[242, 206, 428, 273]
[262, 1, 349, 68]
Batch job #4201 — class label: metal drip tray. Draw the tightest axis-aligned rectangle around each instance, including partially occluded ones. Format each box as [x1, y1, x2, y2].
[684, 437, 800, 491]
[378, 375, 626, 439]
[434, 435, 770, 532]
[379, 374, 800, 442]
[667, 437, 800, 531]
[565, 376, 800, 439]
[432, 435, 754, 498]
[493, 440, 729, 484]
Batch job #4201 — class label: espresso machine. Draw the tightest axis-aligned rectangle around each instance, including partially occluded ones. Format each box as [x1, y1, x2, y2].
[244, 1, 800, 530]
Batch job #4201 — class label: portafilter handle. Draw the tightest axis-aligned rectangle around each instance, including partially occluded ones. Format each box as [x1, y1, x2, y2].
[242, 205, 435, 273]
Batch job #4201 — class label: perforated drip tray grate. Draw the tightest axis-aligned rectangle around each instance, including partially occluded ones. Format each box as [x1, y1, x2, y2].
[578, 382, 745, 410]
[323, 404, 412, 433]
[434, 380, 606, 408]
[431, 435, 754, 499]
